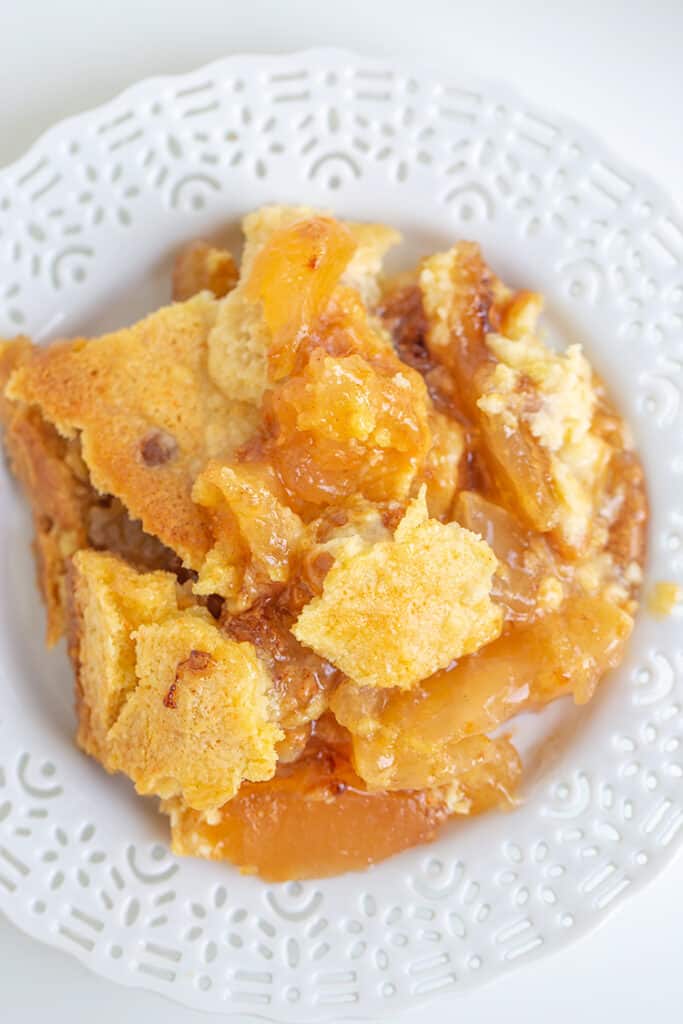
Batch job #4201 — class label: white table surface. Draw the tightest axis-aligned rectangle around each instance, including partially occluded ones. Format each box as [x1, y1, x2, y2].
[1, 0, 682, 1019]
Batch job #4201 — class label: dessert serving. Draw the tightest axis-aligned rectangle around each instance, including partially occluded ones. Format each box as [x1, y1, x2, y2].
[0, 206, 647, 880]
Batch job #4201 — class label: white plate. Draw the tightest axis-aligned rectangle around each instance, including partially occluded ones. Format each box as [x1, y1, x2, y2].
[0, 49, 682, 1021]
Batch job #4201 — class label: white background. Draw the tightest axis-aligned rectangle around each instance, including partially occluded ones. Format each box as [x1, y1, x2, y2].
[1, 0, 682, 1019]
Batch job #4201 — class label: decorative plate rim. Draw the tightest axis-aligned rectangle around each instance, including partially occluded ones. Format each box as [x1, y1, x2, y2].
[3, 46, 683, 216]
[0, 47, 681, 1020]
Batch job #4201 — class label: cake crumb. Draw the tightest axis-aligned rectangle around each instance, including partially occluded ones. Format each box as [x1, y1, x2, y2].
[647, 581, 681, 618]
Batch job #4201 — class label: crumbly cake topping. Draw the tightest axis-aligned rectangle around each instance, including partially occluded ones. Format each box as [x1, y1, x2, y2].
[294, 487, 502, 689]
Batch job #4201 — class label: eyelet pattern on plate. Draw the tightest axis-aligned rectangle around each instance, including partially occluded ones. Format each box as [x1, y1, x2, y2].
[0, 49, 681, 1019]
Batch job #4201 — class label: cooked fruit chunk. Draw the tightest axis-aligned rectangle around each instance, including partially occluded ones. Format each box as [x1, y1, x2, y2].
[331, 596, 632, 790]
[477, 405, 561, 535]
[420, 409, 465, 519]
[479, 332, 611, 553]
[419, 243, 497, 406]
[419, 246, 560, 534]
[499, 289, 544, 341]
[448, 736, 522, 814]
[207, 206, 399, 406]
[294, 488, 502, 689]
[605, 449, 648, 573]
[163, 739, 449, 880]
[454, 491, 561, 622]
[193, 461, 305, 610]
[245, 214, 357, 380]
[265, 349, 432, 509]
[420, 247, 613, 553]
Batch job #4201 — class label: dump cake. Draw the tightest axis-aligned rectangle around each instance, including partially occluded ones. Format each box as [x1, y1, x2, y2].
[0, 206, 646, 879]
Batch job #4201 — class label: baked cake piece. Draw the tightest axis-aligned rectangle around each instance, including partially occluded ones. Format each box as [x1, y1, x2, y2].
[172, 241, 239, 301]
[1, 342, 199, 644]
[294, 487, 502, 689]
[68, 550, 180, 759]
[6, 293, 259, 570]
[68, 550, 282, 810]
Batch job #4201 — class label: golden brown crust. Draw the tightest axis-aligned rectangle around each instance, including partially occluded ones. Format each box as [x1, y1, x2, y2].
[6, 295, 256, 568]
[2, 338, 193, 642]
[107, 612, 282, 809]
[293, 488, 502, 689]
[0, 337, 32, 421]
[67, 550, 281, 809]
[68, 550, 181, 758]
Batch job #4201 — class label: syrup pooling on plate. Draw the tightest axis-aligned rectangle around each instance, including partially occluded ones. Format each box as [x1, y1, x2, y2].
[0, 205, 647, 879]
